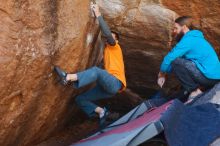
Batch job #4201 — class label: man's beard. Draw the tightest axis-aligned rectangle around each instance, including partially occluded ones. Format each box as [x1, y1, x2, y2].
[175, 31, 184, 42]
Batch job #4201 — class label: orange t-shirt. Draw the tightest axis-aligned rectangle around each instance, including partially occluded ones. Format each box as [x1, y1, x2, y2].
[104, 43, 127, 91]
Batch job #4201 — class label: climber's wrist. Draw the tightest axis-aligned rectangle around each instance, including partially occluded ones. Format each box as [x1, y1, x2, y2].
[158, 72, 166, 78]
[95, 12, 101, 17]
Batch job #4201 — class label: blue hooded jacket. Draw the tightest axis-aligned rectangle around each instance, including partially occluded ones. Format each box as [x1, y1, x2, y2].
[160, 30, 220, 79]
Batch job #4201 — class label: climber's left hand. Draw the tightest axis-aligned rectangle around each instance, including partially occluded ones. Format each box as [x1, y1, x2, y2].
[91, 4, 101, 17]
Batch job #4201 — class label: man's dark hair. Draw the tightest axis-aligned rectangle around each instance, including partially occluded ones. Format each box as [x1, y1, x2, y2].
[175, 16, 195, 30]
[111, 31, 120, 41]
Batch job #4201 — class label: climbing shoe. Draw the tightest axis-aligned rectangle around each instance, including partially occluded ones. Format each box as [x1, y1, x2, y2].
[99, 108, 120, 128]
[54, 66, 68, 85]
[99, 108, 110, 128]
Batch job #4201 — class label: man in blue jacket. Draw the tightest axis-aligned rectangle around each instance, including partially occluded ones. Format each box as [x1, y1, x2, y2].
[158, 16, 220, 102]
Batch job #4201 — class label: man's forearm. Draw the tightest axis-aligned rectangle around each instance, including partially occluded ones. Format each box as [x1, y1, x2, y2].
[97, 16, 112, 37]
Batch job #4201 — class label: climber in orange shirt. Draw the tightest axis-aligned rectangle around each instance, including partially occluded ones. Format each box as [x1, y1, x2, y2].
[54, 4, 126, 127]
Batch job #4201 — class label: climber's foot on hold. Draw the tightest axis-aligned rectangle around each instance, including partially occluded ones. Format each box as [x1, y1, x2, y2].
[54, 66, 68, 85]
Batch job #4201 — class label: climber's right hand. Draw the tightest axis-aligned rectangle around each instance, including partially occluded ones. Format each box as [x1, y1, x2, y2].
[91, 4, 101, 17]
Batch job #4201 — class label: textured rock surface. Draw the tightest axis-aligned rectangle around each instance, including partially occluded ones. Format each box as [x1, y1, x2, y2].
[96, 0, 178, 96]
[97, 0, 220, 96]
[0, 0, 101, 146]
[0, 0, 220, 146]
[162, 0, 220, 55]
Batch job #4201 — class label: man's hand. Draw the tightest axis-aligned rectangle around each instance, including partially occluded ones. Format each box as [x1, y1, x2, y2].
[91, 4, 101, 18]
[157, 72, 166, 88]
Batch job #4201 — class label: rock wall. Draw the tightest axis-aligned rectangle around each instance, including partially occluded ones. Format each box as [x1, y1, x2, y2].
[97, 0, 220, 96]
[0, 0, 220, 145]
[0, 0, 101, 145]
[162, 0, 220, 54]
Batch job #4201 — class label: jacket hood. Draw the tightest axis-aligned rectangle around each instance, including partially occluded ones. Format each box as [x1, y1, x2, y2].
[185, 30, 204, 38]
